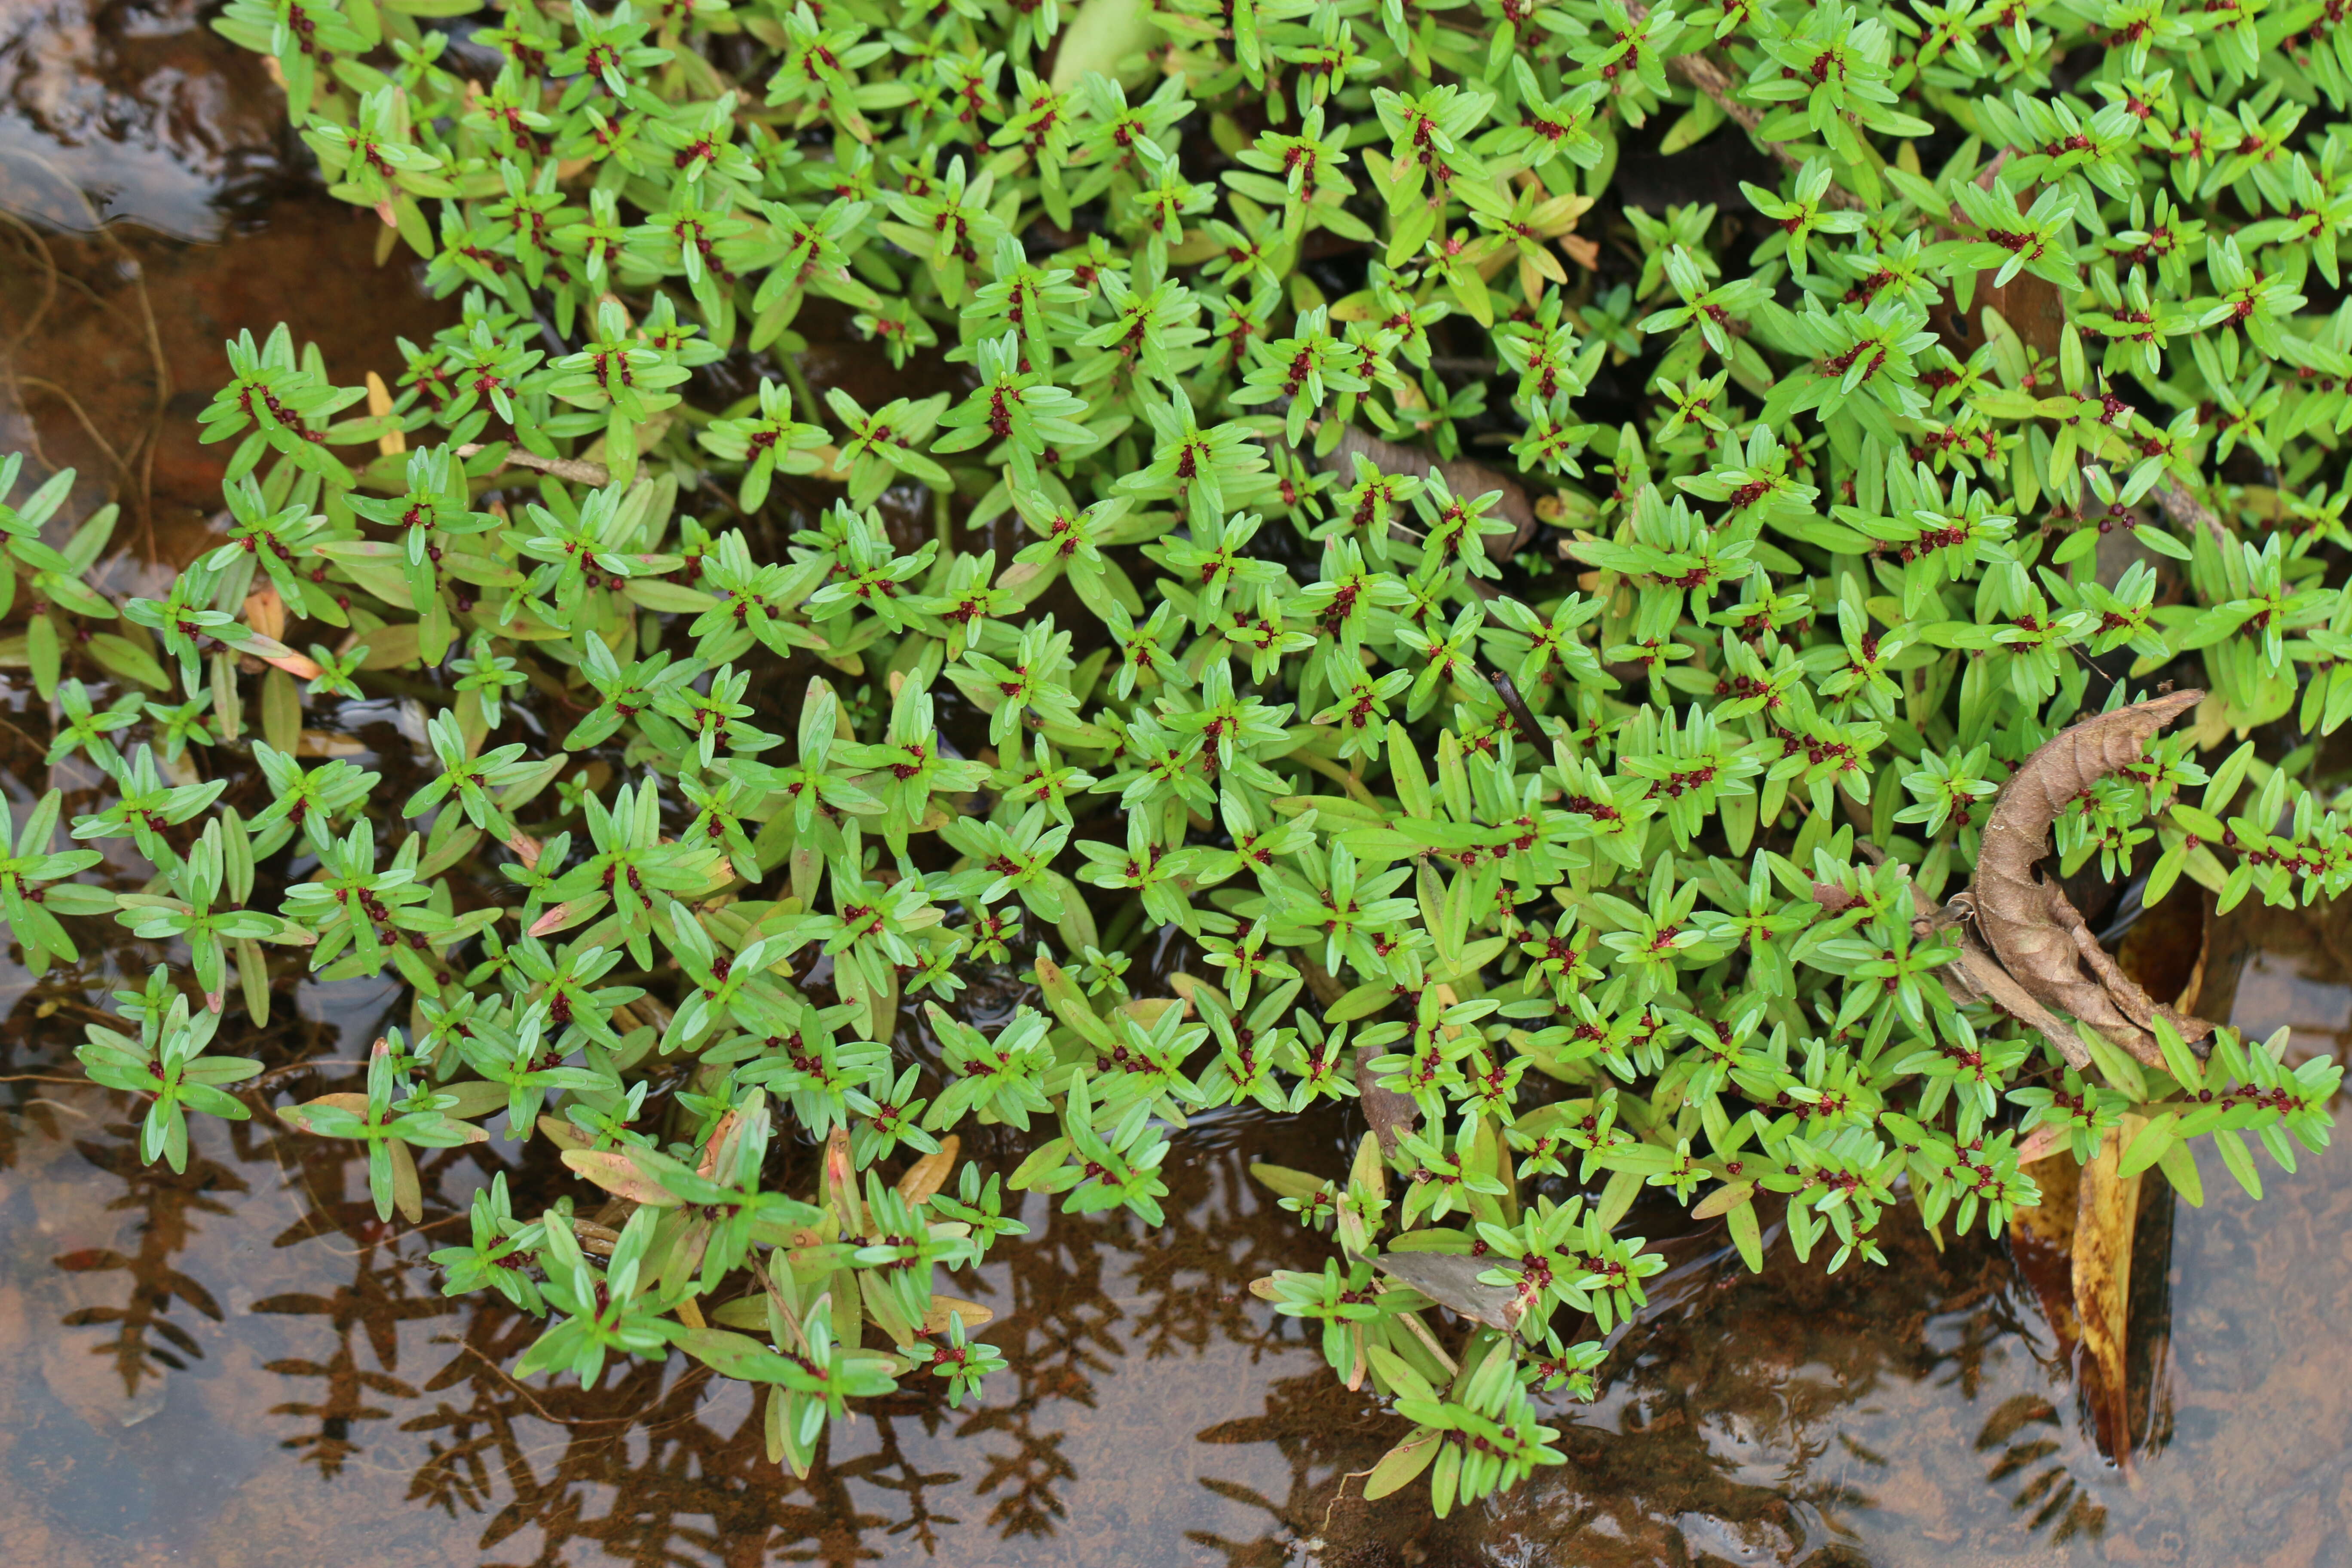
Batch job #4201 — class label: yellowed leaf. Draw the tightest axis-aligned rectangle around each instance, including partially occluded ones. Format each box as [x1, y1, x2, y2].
[2075, 1110, 2143, 1466]
[387, 1138, 423, 1225]
[242, 585, 288, 643]
[1115, 996, 1189, 1029]
[263, 650, 324, 680]
[896, 1135, 962, 1205]
[536, 1115, 591, 1151]
[260, 668, 301, 758]
[365, 371, 405, 455]
[562, 1148, 686, 1207]
[1691, 1180, 1755, 1221]
[921, 1295, 994, 1335]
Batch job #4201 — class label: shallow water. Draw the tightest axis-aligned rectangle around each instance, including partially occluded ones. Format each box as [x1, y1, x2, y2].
[5, 911, 2351, 1568]
[7, 11, 2352, 1568]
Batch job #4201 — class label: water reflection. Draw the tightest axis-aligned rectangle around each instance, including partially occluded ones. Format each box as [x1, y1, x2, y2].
[0, 909, 2349, 1568]
[0, 0, 296, 241]
[0, 1085, 1375, 1567]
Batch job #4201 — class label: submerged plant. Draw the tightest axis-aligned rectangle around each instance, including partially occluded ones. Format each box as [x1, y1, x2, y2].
[8, 0, 2352, 1519]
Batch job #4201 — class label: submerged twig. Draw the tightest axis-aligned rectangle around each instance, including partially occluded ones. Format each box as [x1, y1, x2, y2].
[2152, 476, 2235, 555]
[455, 443, 613, 487]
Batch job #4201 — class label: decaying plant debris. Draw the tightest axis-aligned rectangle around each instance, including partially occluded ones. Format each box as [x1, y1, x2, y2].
[1954, 690, 2216, 1070]
[1316, 427, 1540, 564]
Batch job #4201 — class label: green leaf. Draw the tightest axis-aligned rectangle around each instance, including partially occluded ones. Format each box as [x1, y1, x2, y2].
[1658, 94, 1725, 156]
[1362, 1425, 1443, 1500]
[2116, 1112, 2177, 1180]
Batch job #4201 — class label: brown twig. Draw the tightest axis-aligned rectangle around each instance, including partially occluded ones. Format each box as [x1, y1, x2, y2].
[239, 1057, 367, 1095]
[455, 443, 613, 487]
[0, 211, 60, 355]
[18, 376, 130, 478]
[1485, 668, 1549, 748]
[2151, 476, 2233, 554]
[106, 241, 172, 557]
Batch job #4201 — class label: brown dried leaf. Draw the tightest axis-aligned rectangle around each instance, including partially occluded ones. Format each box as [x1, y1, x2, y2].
[1360, 1081, 1419, 1160]
[2006, 1147, 2080, 1348]
[386, 1139, 423, 1225]
[242, 585, 288, 643]
[1969, 690, 2207, 1066]
[571, 1218, 622, 1257]
[1929, 270, 2066, 358]
[1940, 919, 2093, 1072]
[895, 1134, 962, 1206]
[1371, 1250, 1528, 1336]
[1811, 880, 1862, 914]
[1318, 426, 1538, 563]
[922, 1295, 994, 1335]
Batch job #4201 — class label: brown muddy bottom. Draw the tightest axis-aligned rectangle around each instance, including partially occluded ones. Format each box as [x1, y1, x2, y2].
[7, 9, 2352, 1568]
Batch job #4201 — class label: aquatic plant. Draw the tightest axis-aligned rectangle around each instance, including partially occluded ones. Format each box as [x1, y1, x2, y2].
[7, 0, 2352, 1517]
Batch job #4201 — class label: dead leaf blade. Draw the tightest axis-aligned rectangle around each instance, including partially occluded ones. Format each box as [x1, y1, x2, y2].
[1970, 690, 2204, 1064]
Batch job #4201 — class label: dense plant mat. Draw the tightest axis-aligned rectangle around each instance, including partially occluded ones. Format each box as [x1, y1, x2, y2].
[4, 0, 2351, 1519]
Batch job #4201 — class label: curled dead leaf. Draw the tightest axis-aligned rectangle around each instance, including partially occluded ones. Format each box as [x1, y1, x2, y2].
[1966, 690, 2213, 1067]
[1936, 915, 2094, 1072]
